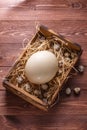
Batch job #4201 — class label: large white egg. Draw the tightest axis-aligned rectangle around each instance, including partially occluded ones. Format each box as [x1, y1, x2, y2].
[25, 50, 58, 84]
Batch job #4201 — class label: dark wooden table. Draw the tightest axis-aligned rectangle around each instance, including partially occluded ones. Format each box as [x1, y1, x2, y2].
[0, 0, 87, 130]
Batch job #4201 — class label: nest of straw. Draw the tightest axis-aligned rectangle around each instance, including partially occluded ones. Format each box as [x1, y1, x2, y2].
[6, 33, 78, 106]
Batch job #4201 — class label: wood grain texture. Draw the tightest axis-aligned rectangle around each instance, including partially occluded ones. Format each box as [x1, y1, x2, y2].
[0, 0, 87, 130]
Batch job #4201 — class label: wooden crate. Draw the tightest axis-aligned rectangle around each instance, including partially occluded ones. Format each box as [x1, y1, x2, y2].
[3, 25, 82, 111]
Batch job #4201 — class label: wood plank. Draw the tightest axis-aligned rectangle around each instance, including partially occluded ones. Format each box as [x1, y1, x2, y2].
[0, 20, 87, 43]
[0, 9, 87, 20]
[0, 115, 87, 130]
[0, 43, 22, 67]
[0, 0, 87, 10]
[0, 89, 87, 115]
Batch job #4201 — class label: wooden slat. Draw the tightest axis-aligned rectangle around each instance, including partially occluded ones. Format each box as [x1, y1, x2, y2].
[0, 90, 87, 115]
[0, 9, 87, 20]
[0, 115, 87, 130]
[0, 20, 87, 43]
[0, 0, 87, 10]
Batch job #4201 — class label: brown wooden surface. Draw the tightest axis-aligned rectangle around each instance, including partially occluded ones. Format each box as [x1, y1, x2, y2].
[0, 0, 87, 130]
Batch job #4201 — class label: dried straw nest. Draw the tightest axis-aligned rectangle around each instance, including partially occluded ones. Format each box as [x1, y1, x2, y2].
[6, 33, 78, 106]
